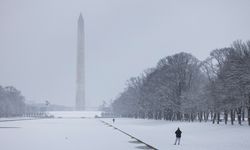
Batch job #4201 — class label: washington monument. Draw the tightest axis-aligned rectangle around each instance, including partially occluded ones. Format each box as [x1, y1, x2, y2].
[76, 14, 85, 110]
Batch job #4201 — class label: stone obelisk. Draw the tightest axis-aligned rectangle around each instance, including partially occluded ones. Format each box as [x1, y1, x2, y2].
[76, 13, 85, 110]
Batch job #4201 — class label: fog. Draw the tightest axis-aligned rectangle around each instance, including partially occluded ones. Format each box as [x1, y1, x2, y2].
[0, 0, 250, 107]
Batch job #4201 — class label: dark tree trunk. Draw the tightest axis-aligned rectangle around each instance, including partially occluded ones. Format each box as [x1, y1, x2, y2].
[242, 108, 245, 121]
[248, 107, 250, 126]
[248, 94, 250, 126]
[224, 110, 228, 124]
[237, 108, 242, 125]
[217, 112, 220, 124]
[198, 112, 202, 122]
[212, 112, 216, 124]
[198, 112, 200, 122]
[230, 109, 234, 125]
[204, 112, 209, 122]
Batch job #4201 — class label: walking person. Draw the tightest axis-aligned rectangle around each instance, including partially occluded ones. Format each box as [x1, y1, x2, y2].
[174, 127, 182, 145]
[112, 118, 115, 123]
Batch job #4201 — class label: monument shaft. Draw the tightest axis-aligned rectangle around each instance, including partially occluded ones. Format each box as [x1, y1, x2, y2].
[76, 14, 85, 110]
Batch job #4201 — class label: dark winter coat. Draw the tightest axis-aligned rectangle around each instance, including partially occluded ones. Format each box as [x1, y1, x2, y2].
[175, 129, 182, 138]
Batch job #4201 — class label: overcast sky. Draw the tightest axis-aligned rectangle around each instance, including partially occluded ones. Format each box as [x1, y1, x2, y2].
[1, 0, 250, 107]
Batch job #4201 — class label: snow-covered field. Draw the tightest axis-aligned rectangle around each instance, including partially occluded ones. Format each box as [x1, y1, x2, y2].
[103, 118, 250, 150]
[0, 118, 136, 150]
[0, 112, 250, 150]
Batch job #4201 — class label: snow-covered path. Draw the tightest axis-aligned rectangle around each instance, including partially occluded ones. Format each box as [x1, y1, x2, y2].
[0, 118, 138, 150]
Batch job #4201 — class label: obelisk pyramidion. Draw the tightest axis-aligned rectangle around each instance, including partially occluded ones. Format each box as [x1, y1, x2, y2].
[76, 13, 85, 110]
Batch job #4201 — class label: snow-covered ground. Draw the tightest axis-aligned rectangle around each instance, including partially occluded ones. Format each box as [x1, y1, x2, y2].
[103, 118, 250, 150]
[1, 112, 250, 150]
[0, 118, 137, 150]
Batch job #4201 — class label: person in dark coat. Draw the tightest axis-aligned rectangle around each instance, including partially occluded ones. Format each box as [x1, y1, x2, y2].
[174, 127, 182, 145]
[112, 118, 115, 123]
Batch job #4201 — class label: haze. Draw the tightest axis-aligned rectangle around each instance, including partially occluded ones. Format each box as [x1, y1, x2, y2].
[1, 0, 250, 107]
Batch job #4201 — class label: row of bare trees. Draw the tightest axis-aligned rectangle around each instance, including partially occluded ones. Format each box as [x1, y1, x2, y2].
[111, 40, 250, 125]
[0, 86, 25, 117]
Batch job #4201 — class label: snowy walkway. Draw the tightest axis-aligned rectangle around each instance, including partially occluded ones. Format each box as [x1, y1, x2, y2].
[0, 118, 139, 150]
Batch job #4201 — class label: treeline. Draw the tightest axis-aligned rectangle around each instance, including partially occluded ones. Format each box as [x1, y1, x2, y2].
[0, 85, 50, 118]
[111, 40, 250, 126]
[0, 86, 25, 117]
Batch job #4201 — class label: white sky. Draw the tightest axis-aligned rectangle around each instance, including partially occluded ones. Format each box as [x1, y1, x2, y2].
[0, 0, 250, 107]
